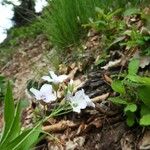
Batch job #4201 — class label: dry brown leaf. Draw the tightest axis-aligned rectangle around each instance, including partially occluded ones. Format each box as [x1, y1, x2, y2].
[91, 93, 110, 103]
[103, 74, 113, 84]
[67, 67, 78, 79]
[101, 59, 122, 70]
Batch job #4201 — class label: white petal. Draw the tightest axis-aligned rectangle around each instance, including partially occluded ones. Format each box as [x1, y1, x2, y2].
[40, 84, 53, 93]
[49, 71, 58, 79]
[30, 88, 42, 100]
[43, 93, 57, 103]
[77, 100, 87, 109]
[72, 105, 81, 113]
[87, 101, 95, 107]
[42, 76, 53, 82]
[40, 84, 57, 103]
[58, 75, 68, 82]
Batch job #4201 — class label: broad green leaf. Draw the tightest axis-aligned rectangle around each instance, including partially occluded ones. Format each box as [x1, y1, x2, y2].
[19, 126, 41, 150]
[140, 114, 150, 126]
[5, 129, 32, 150]
[124, 8, 140, 16]
[6, 122, 41, 150]
[126, 112, 135, 127]
[124, 103, 137, 112]
[127, 75, 150, 85]
[1, 82, 15, 142]
[2, 101, 22, 145]
[140, 104, 150, 116]
[111, 80, 125, 95]
[109, 97, 127, 105]
[138, 86, 150, 107]
[128, 59, 139, 75]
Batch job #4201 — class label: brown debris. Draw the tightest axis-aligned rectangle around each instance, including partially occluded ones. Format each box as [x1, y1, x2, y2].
[42, 120, 79, 133]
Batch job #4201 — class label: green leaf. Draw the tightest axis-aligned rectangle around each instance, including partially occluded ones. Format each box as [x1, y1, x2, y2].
[109, 97, 127, 105]
[140, 114, 150, 126]
[6, 122, 41, 150]
[138, 86, 150, 107]
[128, 59, 140, 75]
[1, 82, 15, 142]
[126, 112, 135, 127]
[140, 104, 150, 116]
[124, 8, 140, 16]
[0, 101, 22, 147]
[111, 80, 125, 95]
[124, 103, 137, 112]
[127, 75, 150, 85]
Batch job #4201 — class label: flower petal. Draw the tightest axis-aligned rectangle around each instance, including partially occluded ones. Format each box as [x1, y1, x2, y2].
[40, 84, 53, 93]
[30, 88, 42, 100]
[58, 75, 68, 82]
[40, 84, 57, 103]
[49, 71, 58, 79]
[43, 93, 57, 103]
[72, 105, 81, 113]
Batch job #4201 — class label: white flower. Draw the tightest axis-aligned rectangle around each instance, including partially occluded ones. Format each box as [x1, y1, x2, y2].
[42, 71, 68, 84]
[68, 89, 95, 113]
[30, 84, 57, 103]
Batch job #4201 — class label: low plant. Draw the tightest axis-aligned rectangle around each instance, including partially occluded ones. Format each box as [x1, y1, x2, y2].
[110, 59, 150, 126]
[0, 82, 41, 150]
[0, 75, 6, 101]
[29, 71, 95, 114]
[7, 20, 44, 46]
[1, 74, 94, 149]
[41, 0, 102, 49]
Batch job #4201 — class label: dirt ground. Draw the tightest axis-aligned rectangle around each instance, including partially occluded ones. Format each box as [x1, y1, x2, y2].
[0, 34, 150, 150]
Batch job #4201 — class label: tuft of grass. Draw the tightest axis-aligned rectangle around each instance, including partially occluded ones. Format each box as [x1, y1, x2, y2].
[41, 0, 101, 49]
[41, 0, 149, 49]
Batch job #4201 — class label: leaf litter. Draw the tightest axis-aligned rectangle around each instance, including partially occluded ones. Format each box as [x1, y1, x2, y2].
[0, 10, 150, 150]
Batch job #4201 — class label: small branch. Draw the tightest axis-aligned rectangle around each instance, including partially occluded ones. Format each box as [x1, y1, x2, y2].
[42, 120, 79, 133]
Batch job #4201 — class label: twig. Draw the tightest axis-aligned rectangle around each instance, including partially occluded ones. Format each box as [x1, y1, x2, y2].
[42, 120, 79, 133]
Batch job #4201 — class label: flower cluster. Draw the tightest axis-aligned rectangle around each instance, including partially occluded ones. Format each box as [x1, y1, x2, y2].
[30, 71, 95, 113]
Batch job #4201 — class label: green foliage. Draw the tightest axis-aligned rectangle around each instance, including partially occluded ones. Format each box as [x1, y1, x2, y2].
[8, 20, 43, 46]
[41, 0, 102, 49]
[0, 75, 6, 101]
[44, 0, 147, 49]
[110, 59, 150, 126]
[0, 82, 41, 150]
[128, 59, 140, 75]
[111, 80, 126, 95]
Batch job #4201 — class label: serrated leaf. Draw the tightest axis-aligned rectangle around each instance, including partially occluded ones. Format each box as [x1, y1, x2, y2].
[126, 112, 135, 127]
[128, 59, 140, 75]
[127, 75, 150, 85]
[138, 86, 150, 107]
[111, 80, 125, 95]
[1, 82, 15, 142]
[124, 103, 137, 112]
[109, 97, 127, 105]
[140, 114, 150, 126]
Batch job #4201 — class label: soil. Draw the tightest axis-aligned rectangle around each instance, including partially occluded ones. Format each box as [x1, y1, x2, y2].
[0, 34, 150, 150]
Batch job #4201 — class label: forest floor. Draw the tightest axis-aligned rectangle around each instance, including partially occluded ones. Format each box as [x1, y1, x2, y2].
[0, 29, 150, 150]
